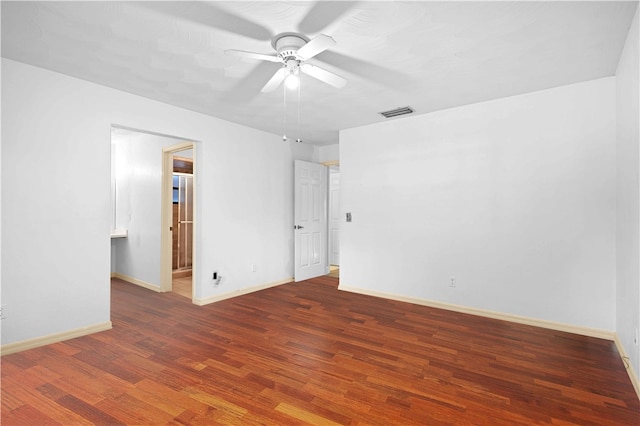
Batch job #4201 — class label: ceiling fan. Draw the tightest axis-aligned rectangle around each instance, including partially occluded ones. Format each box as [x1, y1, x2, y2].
[225, 32, 347, 93]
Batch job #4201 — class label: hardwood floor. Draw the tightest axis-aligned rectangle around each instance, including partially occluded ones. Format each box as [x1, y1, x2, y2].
[328, 266, 339, 279]
[172, 276, 192, 299]
[2, 276, 639, 425]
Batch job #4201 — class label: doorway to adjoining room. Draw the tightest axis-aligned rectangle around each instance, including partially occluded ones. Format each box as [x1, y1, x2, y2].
[328, 165, 340, 279]
[110, 126, 197, 301]
[171, 153, 193, 298]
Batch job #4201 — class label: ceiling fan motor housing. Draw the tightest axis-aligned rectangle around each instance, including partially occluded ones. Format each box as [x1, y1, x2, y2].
[273, 33, 308, 61]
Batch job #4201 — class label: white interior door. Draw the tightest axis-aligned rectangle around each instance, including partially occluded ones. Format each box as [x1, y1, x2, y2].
[294, 160, 328, 281]
[329, 169, 340, 266]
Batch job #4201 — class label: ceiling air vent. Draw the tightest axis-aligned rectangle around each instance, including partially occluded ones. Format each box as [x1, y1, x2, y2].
[379, 106, 414, 119]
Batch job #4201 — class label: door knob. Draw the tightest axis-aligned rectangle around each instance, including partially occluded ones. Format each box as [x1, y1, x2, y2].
[294, 225, 304, 230]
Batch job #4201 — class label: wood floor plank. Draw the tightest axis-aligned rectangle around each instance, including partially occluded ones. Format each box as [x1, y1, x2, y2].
[2, 276, 639, 425]
[1, 376, 95, 425]
[181, 386, 248, 418]
[1, 403, 63, 426]
[55, 394, 125, 425]
[274, 402, 344, 426]
[94, 393, 176, 425]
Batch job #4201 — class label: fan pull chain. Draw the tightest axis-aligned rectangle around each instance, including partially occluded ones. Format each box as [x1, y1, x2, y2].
[296, 82, 302, 143]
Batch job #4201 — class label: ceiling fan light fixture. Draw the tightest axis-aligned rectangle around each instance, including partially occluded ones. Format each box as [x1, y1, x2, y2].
[285, 72, 299, 90]
[284, 60, 300, 90]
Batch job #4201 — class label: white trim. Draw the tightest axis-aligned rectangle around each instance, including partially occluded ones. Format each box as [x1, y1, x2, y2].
[195, 278, 293, 306]
[162, 141, 194, 154]
[338, 284, 615, 340]
[614, 333, 640, 400]
[112, 272, 162, 292]
[1, 321, 112, 356]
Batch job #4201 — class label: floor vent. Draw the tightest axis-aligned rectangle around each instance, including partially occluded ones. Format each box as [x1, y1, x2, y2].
[379, 106, 414, 118]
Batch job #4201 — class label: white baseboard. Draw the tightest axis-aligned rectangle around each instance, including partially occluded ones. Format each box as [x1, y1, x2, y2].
[195, 278, 293, 306]
[613, 334, 640, 400]
[112, 272, 162, 293]
[338, 284, 615, 340]
[1, 321, 112, 356]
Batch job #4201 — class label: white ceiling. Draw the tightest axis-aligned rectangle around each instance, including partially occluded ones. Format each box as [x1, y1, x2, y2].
[2, 1, 637, 146]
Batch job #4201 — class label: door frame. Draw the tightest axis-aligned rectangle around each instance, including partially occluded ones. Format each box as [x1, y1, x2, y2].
[161, 142, 196, 297]
[322, 161, 340, 271]
[327, 165, 340, 267]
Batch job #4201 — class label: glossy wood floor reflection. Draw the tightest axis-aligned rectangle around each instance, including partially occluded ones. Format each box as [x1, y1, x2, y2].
[2, 276, 639, 425]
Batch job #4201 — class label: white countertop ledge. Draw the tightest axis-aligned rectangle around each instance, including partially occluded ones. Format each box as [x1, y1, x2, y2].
[110, 229, 128, 239]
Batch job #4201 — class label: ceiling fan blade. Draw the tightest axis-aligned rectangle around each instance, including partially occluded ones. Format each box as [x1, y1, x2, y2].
[297, 34, 335, 61]
[137, 2, 271, 41]
[298, 1, 359, 35]
[316, 50, 417, 91]
[225, 49, 281, 63]
[261, 67, 287, 93]
[300, 64, 346, 89]
[220, 62, 281, 102]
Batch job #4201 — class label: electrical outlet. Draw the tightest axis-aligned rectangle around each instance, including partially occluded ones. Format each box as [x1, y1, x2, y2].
[251, 264, 257, 272]
[449, 277, 456, 287]
[212, 271, 222, 287]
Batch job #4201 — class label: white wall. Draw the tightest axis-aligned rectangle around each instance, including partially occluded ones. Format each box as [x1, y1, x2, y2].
[111, 130, 186, 288]
[340, 77, 616, 331]
[318, 144, 340, 164]
[1, 58, 313, 346]
[616, 8, 640, 384]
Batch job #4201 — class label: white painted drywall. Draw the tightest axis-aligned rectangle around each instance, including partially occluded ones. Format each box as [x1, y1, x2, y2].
[1, 58, 313, 346]
[111, 130, 186, 288]
[340, 77, 616, 331]
[616, 8, 640, 383]
[318, 144, 340, 164]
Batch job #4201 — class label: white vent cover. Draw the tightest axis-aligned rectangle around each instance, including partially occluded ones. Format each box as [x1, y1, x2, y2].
[379, 106, 414, 118]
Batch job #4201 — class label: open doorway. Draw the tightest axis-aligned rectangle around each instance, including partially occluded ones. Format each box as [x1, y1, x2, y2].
[328, 165, 340, 279]
[294, 160, 328, 281]
[293, 160, 340, 281]
[160, 142, 196, 300]
[110, 126, 197, 300]
[171, 153, 193, 298]
[171, 149, 193, 298]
